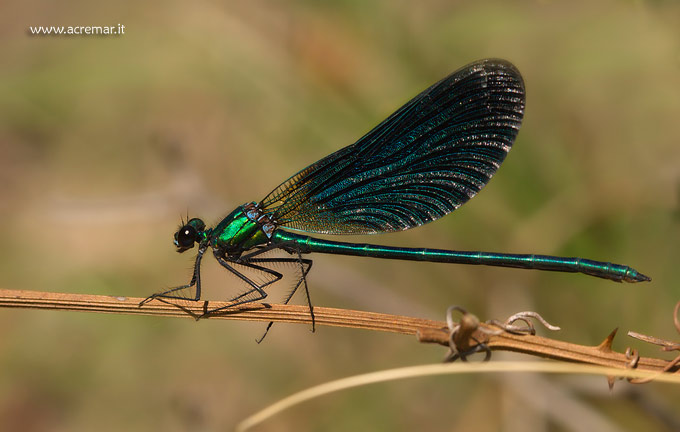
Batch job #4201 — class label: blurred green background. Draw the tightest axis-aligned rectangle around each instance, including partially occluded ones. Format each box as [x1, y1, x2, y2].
[1, 0, 679, 430]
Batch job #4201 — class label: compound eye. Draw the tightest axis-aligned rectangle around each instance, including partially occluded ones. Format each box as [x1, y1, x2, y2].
[176, 225, 197, 248]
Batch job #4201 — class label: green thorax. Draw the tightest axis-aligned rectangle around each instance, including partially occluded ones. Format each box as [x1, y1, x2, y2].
[210, 202, 275, 255]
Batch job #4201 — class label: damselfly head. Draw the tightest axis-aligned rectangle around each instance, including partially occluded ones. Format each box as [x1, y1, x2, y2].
[174, 218, 206, 252]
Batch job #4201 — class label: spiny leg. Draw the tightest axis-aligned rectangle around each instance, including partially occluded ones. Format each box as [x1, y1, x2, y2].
[248, 256, 313, 312]
[240, 243, 315, 339]
[236, 243, 312, 308]
[250, 251, 314, 342]
[221, 245, 283, 304]
[209, 250, 284, 313]
[297, 251, 314, 329]
[139, 246, 206, 306]
[219, 263, 280, 305]
[242, 243, 314, 306]
[282, 245, 314, 329]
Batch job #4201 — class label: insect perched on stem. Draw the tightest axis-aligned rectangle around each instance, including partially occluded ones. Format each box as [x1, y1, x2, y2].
[140, 59, 650, 321]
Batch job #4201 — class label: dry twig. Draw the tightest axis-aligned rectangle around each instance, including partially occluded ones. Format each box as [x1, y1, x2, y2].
[0, 289, 677, 379]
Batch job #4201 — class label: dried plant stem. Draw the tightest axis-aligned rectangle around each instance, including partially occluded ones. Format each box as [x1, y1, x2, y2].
[0, 289, 676, 377]
[0, 289, 439, 334]
[235, 362, 680, 432]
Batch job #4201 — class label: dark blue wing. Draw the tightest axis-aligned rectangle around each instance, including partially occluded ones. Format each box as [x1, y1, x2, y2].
[259, 59, 525, 235]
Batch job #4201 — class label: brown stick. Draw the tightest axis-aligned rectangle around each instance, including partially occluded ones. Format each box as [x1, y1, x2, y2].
[0, 289, 441, 334]
[0, 289, 677, 377]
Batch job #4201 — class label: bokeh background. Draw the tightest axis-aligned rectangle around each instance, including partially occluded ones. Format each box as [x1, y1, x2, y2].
[1, 0, 679, 431]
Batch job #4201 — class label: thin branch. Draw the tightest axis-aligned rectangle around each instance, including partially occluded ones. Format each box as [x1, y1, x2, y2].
[0, 289, 440, 335]
[0, 289, 677, 378]
[236, 362, 680, 432]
